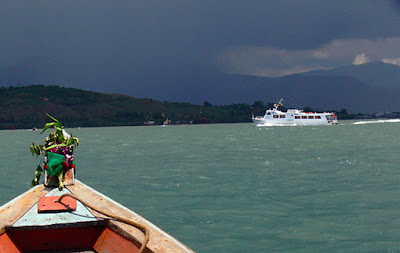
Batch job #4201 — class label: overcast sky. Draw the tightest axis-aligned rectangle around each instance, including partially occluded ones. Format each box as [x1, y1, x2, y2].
[1, 1, 400, 96]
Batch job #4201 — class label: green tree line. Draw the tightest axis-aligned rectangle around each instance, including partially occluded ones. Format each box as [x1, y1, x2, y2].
[0, 85, 358, 129]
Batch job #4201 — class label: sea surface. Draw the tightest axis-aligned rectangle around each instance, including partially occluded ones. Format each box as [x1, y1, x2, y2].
[1, 120, 400, 252]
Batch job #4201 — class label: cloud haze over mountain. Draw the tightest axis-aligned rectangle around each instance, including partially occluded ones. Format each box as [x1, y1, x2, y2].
[1, 1, 400, 107]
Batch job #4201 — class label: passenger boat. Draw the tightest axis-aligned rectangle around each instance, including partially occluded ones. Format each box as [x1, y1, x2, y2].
[252, 99, 338, 126]
[0, 180, 195, 253]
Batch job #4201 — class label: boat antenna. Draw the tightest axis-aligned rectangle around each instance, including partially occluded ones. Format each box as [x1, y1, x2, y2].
[274, 98, 283, 110]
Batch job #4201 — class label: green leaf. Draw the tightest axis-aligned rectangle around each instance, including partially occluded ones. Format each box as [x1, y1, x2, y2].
[45, 113, 59, 123]
[43, 143, 67, 150]
[40, 114, 64, 134]
[46, 113, 63, 129]
[36, 165, 43, 173]
[54, 122, 63, 129]
[30, 143, 35, 155]
[57, 133, 64, 143]
[30, 143, 42, 157]
[31, 165, 43, 186]
[40, 122, 55, 134]
[35, 147, 40, 156]
[58, 171, 64, 190]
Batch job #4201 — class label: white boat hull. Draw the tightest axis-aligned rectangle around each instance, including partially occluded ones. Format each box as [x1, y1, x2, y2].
[252, 99, 337, 126]
[253, 117, 334, 126]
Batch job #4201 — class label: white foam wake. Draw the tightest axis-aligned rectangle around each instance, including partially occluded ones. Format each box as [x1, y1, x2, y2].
[353, 119, 400, 125]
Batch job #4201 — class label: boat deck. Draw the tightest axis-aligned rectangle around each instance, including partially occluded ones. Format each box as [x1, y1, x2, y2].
[0, 180, 195, 253]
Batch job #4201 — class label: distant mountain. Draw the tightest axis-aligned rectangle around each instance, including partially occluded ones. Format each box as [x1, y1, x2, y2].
[1, 61, 400, 113]
[302, 61, 400, 89]
[157, 65, 399, 113]
[151, 61, 400, 113]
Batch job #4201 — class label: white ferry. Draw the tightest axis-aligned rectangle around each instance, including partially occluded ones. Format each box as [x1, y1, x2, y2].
[252, 99, 337, 126]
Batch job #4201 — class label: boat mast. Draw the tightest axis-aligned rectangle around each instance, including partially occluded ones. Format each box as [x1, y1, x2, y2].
[274, 98, 283, 110]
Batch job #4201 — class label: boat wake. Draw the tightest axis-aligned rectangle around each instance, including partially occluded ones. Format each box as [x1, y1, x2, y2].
[353, 119, 400, 125]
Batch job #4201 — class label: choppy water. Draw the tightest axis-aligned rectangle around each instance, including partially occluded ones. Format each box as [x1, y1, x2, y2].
[1, 120, 400, 252]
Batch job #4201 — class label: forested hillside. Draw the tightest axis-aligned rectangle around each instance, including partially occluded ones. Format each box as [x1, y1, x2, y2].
[0, 85, 372, 130]
[0, 85, 256, 129]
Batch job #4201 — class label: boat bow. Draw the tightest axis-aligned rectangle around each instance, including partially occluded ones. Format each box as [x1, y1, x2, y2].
[0, 180, 195, 253]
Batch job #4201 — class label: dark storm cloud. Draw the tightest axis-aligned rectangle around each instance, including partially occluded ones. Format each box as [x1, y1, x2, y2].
[1, 1, 400, 97]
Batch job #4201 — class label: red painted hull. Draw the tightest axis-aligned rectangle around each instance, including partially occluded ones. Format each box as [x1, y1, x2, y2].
[0, 221, 143, 253]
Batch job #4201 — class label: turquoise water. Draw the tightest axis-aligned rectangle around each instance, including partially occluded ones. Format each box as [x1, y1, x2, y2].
[1, 120, 400, 252]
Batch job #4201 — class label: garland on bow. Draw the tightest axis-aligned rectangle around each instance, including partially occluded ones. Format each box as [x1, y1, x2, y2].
[30, 114, 79, 190]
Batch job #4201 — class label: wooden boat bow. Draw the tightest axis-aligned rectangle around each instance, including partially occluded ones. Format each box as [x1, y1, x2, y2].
[0, 180, 195, 253]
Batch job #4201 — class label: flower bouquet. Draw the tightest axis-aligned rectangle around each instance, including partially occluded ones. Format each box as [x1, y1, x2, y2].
[30, 114, 79, 190]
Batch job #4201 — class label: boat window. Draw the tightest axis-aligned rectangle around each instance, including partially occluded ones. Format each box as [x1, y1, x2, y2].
[295, 116, 300, 119]
[279, 115, 285, 118]
[308, 116, 314, 119]
[273, 115, 279, 118]
[316, 116, 321, 119]
[267, 112, 271, 115]
[302, 116, 307, 119]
